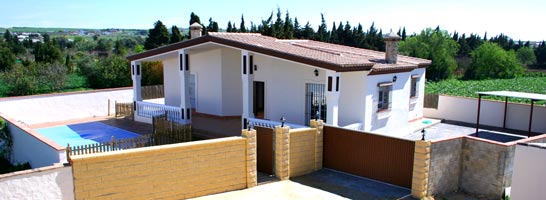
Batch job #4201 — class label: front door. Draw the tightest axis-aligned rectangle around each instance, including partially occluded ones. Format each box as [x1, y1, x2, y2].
[254, 81, 265, 119]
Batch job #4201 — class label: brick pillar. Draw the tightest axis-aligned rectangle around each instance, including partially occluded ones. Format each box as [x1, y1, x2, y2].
[242, 129, 257, 188]
[412, 140, 431, 199]
[310, 120, 324, 171]
[242, 129, 258, 188]
[275, 125, 290, 180]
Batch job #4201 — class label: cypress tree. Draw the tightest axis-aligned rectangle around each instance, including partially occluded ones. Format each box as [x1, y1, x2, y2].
[315, 13, 328, 42]
[240, 15, 247, 33]
[227, 21, 233, 32]
[170, 25, 183, 44]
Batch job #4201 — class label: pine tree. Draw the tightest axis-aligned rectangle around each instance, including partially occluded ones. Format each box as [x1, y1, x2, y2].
[3, 30, 11, 42]
[144, 20, 170, 50]
[259, 12, 273, 36]
[282, 11, 294, 39]
[293, 18, 301, 38]
[206, 18, 219, 33]
[240, 15, 247, 33]
[272, 8, 284, 38]
[315, 13, 328, 42]
[227, 21, 233, 32]
[302, 21, 314, 39]
[330, 22, 338, 43]
[170, 25, 183, 44]
[401, 27, 407, 41]
[189, 12, 201, 25]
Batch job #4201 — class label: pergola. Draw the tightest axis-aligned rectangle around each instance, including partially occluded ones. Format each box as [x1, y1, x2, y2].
[476, 91, 546, 137]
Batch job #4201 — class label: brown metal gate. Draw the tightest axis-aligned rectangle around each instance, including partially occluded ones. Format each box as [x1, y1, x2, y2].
[256, 126, 274, 175]
[323, 125, 415, 188]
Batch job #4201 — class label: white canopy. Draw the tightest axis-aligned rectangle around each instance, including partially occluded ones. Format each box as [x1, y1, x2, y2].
[477, 91, 546, 101]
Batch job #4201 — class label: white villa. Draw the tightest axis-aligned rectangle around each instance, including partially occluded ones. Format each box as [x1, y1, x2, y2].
[127, 23, 431, 134]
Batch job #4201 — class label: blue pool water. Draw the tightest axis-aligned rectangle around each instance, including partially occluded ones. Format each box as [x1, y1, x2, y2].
[35, 122, 140, 147]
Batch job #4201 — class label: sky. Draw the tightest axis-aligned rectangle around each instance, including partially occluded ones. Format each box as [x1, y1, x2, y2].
[1, 0, 545, 41]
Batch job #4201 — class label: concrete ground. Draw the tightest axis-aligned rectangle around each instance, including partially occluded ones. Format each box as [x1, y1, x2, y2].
[401, 120, 528, 142]
[192, 169, 411, 200]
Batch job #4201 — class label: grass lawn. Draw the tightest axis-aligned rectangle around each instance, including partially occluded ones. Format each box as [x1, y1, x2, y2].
[426, 76, 546, 104]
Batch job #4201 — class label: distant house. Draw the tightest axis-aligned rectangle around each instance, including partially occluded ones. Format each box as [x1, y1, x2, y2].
[126, 23, 430, 135]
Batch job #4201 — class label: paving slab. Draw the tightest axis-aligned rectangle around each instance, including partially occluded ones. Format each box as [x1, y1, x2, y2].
[192, 169, 411, 200]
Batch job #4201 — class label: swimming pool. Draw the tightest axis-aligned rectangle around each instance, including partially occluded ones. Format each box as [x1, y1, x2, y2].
[35, 122, 141, 147]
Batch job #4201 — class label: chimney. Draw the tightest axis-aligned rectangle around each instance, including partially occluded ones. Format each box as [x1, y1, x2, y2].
[385, 30, 401, 64]
[190, 22, 203, 39]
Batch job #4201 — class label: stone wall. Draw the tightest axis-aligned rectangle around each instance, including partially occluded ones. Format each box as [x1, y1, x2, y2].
[427, 138, 463, 196]
[0, 164, 73, 200]
[426, 136, 517, 199]
[460, 138, 515, 199]
[70, 137, 249, 199]
[289, 128, 319, 177]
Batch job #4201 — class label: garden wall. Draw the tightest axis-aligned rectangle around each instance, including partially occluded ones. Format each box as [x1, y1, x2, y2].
[511, 143, 546, 199]
[0, 113, 65, 168]
[424, 95, 546, 133]
[70, 136, 250, 199]
[425, 134, 546, 199]
[289, 127, 322, 177]
[427, 137, 463, 196]
[459, 137, 515, 198]
[0, 164, 73, 200]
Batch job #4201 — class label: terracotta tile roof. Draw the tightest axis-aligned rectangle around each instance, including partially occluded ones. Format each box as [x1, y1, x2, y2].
[127, 32, 431, 73]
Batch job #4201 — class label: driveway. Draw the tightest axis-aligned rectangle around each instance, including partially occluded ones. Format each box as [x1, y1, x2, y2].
[191, 169, 411, 200]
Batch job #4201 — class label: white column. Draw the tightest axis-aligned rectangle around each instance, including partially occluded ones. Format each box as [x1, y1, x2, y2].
[131, 61, 142, 102]
[325, 71, 340, 126]
[241, 50, 254, 128]
[179, 49, 191, 123]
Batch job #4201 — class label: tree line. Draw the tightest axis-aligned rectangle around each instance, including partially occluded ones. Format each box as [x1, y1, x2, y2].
[146, 9, 546, 82]
[0, 29, 159, 96]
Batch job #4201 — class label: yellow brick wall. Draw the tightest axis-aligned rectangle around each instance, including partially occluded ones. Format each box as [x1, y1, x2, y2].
[411, 140, 431, 199]
[274, 126, 290, 180]
[71, 137, 248, 200]
[289, 128, 317, 177]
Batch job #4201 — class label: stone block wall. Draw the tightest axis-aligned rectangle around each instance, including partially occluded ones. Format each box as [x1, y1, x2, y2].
[459, 138, 515, 199]
[274, 126, 290, 180]
[411, 140, 431, 199]
[427, 137, 463, 196]
[70, 137, 248, 199]
[242, 129, 257, 188]
[289, 128, 318, 177]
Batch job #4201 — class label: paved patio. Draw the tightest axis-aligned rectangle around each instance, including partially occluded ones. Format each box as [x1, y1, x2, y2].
[401, 120, 529, 142]
[191, 169, 411, 200]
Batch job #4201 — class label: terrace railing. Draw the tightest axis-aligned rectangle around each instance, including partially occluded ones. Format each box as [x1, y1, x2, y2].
[136, 101, 184, 124]
[248, 117, 307, 129]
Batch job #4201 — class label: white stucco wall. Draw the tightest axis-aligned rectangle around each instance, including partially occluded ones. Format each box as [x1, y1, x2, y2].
[253, 54, 325, 125]
[191, 49, 223, 116]
[221, 48, 243, 116]
[511, 144, 546, 199]
[408, 68, 426, 121]
[424, 95, 546, 133]
[162, 56, 181, 107]
[7, 120, 65, 168]
[0, 165, 74, 200]
[363, 71, 417, 135]
[338, 71, 367, 126]
[0, 89, 132, 125]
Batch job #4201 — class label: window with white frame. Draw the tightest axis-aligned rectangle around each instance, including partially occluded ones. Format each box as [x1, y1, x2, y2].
[410, 74, 419, 98]
[378, 82, 392, 111]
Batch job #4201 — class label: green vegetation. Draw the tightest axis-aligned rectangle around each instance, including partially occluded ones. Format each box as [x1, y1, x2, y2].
[399, 28, 459, 81]
[425, 74, 546, 103]
[464, 42, 524, 80]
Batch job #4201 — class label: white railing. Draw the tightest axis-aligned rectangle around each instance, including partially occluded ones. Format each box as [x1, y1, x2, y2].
[136, 101, 184, 124]
[248, 117, 307, 129]
[343, 122, 364, 131]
